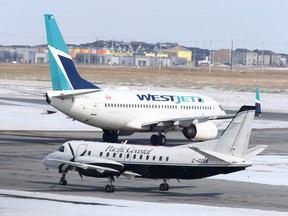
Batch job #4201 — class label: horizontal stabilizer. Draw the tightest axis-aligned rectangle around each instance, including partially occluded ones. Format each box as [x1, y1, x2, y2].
[49, 89, 102, 99]
[189, 147, 251, 165]
[246, 145, 267, 159]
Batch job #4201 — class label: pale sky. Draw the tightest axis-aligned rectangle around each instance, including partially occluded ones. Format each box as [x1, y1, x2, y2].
[1, 0, 288, 52]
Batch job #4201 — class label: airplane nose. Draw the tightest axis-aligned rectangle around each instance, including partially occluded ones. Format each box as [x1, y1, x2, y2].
[43, 155, 50, 166]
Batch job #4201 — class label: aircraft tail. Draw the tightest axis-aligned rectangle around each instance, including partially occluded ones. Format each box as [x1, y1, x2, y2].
[44, 14, 99, 90]
[215, 106, 256, 158]
[187, 105, 266, 163]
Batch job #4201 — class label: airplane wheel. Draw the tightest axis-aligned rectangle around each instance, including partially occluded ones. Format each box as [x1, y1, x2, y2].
[102, 130, 110, 142]
[150, 134, 158, 145]
[158, 135, 166, 145]
[159, 183, 169, 191]
[105, 185, 115, 193]
[110, 131, 118, 143]
[59, 179, 67, 186]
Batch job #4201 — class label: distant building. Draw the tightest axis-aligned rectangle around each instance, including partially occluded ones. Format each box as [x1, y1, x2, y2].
[165, 46, 192, 64]
[246, 51, 258, 66]
[212, 49, 231, 65]
[232, 48, 249, 66]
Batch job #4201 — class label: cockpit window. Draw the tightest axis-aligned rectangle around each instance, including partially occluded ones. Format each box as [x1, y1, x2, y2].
[219, 105, 224, 111]
[58, 146, 65, 152]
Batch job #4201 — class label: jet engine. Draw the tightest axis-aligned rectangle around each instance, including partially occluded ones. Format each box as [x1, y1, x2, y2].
[182, 121, 218, 141]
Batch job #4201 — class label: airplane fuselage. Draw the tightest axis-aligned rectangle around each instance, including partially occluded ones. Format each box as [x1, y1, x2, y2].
[44, 140, 249, 180]
[47, 89, 226, 133]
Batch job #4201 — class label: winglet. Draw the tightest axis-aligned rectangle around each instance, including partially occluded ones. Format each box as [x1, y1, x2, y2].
[255, 87, 261, 117]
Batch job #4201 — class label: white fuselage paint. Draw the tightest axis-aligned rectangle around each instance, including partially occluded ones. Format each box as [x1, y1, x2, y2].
[47, 89, 226, 132]
[44, 140, 251, 172]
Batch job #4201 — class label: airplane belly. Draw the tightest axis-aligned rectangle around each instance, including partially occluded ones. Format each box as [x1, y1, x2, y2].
[124, 164, 245, 179]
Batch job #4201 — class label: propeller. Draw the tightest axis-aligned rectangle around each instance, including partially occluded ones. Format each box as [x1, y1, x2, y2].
[58, 142, 87, 178]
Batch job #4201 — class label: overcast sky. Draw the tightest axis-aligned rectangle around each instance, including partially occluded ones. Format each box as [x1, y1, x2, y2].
[1, 0, 288, 52]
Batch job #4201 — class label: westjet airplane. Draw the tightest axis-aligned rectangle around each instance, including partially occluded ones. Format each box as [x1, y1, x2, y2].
[44, 14, 260, 145]
[43, 106, 267, 193]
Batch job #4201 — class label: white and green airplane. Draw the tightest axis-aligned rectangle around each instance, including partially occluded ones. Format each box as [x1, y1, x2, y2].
[44, 14, 261, 145]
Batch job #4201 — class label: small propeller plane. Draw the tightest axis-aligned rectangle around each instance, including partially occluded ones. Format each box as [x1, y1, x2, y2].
[43, 106, 267, 193]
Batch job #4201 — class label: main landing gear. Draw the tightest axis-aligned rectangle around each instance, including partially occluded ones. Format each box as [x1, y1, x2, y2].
[105, 177, 115, 193]
[102, 130, 118, 143]
[150, 133, 166, 145]
[159, 179, 169, 191]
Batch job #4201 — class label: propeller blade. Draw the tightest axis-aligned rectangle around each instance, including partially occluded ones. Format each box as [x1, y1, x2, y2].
[68, 142, 75, 157]
[80, 149, 87, 156]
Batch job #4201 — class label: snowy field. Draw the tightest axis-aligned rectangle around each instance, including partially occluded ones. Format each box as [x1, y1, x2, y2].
[0, 189, 287, 216]
[0, 84, 288, 215]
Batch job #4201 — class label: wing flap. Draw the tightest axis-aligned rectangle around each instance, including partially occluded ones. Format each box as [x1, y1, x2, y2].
[142, 114, 235, 128]
[122, 171, 141, 179]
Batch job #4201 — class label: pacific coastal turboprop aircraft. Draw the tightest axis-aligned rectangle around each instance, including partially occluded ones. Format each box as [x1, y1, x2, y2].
[43, 106, 267, 193]
[44, 14, 260, 145]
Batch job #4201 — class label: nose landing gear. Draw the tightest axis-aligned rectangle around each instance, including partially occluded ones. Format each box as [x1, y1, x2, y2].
[59, 172, 67, 186]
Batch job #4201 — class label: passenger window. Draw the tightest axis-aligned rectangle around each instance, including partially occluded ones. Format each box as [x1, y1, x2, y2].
[88, 151, 91, 156]
[146, 155, 149, 160]
[153, 156, 156, 161]
[166, 157, 169, 161]
[100, 152, 103, 157]
[133, 154, 136, 159]
[106, 152, 109, 157]
[126, 154, 130, 159]
[113, 153, 116, 158]
[140, 155, 143, 160]
[119, 153, 123, 158]
[159, 156, 162, 161]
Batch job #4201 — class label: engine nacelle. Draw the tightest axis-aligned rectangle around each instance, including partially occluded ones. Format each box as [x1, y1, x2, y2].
[182, 121, 218, 141]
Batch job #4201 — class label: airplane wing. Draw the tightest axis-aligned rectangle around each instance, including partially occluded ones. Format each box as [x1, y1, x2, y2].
[141, 114, 235, 128]
[47, 158, 122, 173]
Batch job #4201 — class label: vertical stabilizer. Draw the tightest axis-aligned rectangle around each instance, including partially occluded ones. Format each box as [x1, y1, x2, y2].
[44, 14, 98, 90]
[215, 106, 255, 157]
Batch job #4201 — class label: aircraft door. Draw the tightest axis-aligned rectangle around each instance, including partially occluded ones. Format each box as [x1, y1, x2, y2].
[91, 98, 99, 116]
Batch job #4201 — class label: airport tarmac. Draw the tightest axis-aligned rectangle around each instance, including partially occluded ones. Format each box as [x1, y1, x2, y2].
[0, 129, 287, 212]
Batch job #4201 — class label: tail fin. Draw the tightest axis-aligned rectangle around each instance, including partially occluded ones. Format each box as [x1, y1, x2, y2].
[44, 14, 98, 90]
[255, 87, 261, 116]
[215, 106, 255, 158]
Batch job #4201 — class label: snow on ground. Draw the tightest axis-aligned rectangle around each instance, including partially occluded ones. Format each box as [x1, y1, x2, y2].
[209, 155, 288, 186]
[0, 189, 287, 216]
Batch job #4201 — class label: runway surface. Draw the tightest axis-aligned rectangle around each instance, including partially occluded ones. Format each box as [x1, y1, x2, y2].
[0, 129, 287, 212]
